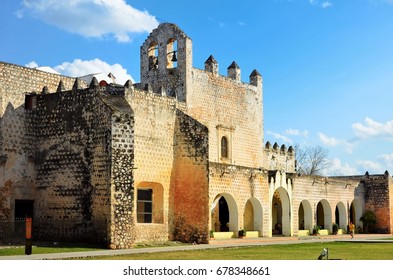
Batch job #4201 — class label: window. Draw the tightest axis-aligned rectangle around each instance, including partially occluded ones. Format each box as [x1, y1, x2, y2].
[148, 42, 158, 70]
[221, 136, 228, 158]
[167, 38, 178, 69]
[137, 189, 152, 223]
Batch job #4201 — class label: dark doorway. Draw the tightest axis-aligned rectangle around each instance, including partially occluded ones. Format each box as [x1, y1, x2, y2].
[15, 200, 34, 219]
[219, 197, 229, 232]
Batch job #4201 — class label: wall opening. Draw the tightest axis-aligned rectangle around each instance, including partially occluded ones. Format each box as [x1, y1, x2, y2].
[148, 42, 158, 70]
[167, 38, 178, 69]
[136, 182, 164, 224]
[15, 199, 34, 219]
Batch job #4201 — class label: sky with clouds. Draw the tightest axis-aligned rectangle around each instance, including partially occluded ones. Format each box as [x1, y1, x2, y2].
[1, 0, 392, 176]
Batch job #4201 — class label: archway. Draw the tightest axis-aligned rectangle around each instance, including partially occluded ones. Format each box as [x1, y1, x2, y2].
[316, 199, 332, 231]
[335, 202, 347, 230]
[243, 197, 263, 233]
[211, 193, 238, 233]
[349, 199, 362, 228]
[298, 200, 312, 232]
[272, 187, 291, 236]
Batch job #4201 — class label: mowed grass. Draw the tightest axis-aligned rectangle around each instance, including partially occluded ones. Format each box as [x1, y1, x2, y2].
[89, 242, 393, 260]
[0, 244, 103, 256]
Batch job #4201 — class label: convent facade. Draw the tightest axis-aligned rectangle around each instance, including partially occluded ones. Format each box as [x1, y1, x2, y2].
[0, 23, 392, 248]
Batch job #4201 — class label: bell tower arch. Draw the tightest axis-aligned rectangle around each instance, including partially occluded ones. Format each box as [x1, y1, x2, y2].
[140, 23, 192, 102]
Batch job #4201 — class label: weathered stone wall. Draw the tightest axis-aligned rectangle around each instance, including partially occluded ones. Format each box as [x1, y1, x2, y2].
[126, 87, 183, 243]
[292, 175, 364, 234]
[363, 172, 391, 233]
[0, 62, 83, 221]
[187, 68, 264, 169]
[30, 87, 113, 243]
[0, 62, 80, 116]
[170, 110, 209, 243]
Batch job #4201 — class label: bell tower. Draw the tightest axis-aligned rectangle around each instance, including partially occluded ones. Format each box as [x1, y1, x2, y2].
[140, 23, 192, 102]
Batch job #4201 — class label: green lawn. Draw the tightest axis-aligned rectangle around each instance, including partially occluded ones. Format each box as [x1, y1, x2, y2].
[89, 242, 393, 260]
[2, 241, 393, 260]
[0, 244, 103, 256]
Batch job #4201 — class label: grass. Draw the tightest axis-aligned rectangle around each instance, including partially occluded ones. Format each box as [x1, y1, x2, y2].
[2, 240, 393, 260]
[89, 241, 393, 260]
[0, 243, 104, 256]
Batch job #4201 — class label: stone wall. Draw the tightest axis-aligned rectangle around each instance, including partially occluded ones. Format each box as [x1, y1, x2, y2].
[187, 68, 264, 169]
[363, 172, 392, 233]
[170, 110, 209, 243]
[0, 62, 80, 116]
[27, 86, 114, 243]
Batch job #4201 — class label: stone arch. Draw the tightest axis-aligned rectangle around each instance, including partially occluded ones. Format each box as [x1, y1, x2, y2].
[166, 38, 178, 68]
[335, 202, 347, 230]
[272, 187, 291, 236]
[350, 199, 362, 228]
[148, 41, 158, 69]
[211, 193, 238, 233]
[243, 197, 263, 233]
[316, 199, 332, 231]
[298, 200, 313, 232]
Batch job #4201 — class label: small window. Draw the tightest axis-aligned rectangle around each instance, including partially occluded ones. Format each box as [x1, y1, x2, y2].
[25, 95, 36, 110]
[221, 136, 228, 158]
[148, 42, 158, 70]
[167, 38, 178, 69]
[137, 189, 152, 223]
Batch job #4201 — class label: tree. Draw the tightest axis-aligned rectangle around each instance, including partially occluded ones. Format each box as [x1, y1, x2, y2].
[295, 145, 331, 175]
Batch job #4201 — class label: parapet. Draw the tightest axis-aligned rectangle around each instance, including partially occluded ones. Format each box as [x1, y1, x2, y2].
[263, 141, 296, 173]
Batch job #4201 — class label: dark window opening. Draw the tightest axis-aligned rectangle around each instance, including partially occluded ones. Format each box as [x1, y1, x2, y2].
[221, 136, 228, 158]
[15, 199, 34, 220]
[25, 95, 36, 110]
[137, 189, 152, 223]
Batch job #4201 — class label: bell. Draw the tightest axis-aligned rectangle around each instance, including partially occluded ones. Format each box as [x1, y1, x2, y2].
[171, 51, 177, 62]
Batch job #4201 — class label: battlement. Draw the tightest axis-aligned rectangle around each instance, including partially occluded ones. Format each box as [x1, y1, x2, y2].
[203, 54, 262, 87]
[263, 141, 296, 173]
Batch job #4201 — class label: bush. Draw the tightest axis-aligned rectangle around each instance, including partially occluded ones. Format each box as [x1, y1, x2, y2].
[360, 210, 377, 233]
[173, 216, 208, 244]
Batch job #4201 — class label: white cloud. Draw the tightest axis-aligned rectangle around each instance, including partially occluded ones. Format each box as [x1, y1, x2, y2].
[327, 158, 359, 176]
[25, 61, 39, 68]
[52, 58, 134, 84]
[16, 0, 158, 42]
[266, 131, 293, 144]
[352, 117, 393, 140]
[318, 133, 354, 153]
[285, 128, 309, 137]
[379, 153, 393, 172]
[356, 159, 382, 173]
[308, 0, 333, 8]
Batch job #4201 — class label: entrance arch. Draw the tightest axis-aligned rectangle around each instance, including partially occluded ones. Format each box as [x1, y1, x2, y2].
[316, 199, 332, 231]
[350, 199, 362, 228]
[211, 193, 238, 233]
[272, 187, 291, 236]
[243, 197, 263, 233]
[298, 200, 312, 232]
[335, 202, 347, 230]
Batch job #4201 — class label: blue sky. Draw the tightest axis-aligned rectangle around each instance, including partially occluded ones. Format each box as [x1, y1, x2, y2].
[1, 0, 392, 175]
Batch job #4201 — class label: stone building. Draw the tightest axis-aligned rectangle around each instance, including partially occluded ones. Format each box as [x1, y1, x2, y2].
[0, 23, 392, 248]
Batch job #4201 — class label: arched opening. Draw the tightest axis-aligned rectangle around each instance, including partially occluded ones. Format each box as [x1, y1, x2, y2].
[243, 197, 263, 233]
[221, 136, 228, 158]
[211, 193, 238, 233]
[148, 42, 158, 70]
[167, 38, 178, 68]
[349, 199, 362, 228]
[272, 188, 291, 236]
[335, 202, 347, 230]
[298, 200, 312, 232]
[316, 199, 332, 231]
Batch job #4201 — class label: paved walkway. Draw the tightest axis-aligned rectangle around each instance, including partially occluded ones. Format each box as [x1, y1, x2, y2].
[0, 234, 391, 260]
